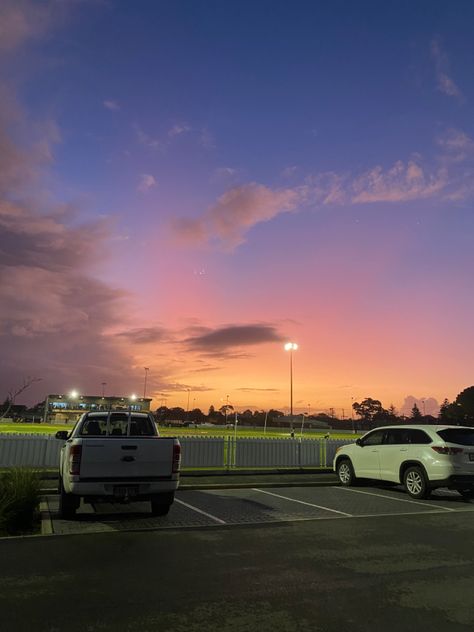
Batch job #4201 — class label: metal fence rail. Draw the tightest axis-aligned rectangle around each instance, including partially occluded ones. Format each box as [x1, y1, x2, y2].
[234, 438, 299, 467]
[0, 434, 354, 470]
[179, 437, 225, 468]
[0, 434, 62, 468]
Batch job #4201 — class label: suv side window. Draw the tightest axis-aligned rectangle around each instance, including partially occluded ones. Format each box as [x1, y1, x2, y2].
[385, 429, 406, 445]
[361, 430, 385, 446]
[406, 429, 432, 445]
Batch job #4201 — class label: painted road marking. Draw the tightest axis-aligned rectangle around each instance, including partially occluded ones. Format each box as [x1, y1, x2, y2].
[252, 488, 353, 516]
[174, 498, 227, 524]
[335, 486, 456, 511]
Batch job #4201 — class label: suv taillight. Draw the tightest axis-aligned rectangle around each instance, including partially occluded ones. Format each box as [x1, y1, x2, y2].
[69, 445, 82, 475]
[432, 446, 463, 455]
[172, 443, 181, 473]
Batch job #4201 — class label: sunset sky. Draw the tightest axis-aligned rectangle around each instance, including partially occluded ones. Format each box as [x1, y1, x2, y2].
[1, 0, 474, 416]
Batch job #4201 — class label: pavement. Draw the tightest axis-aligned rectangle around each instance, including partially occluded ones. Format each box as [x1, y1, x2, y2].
[2, 472, 473, 631]
[1, 502, 474, 631]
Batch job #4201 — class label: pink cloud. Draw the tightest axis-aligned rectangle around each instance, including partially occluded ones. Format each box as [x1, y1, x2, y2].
[351, 160, 448, 203]
[103, 100, 120, 111]
[137, 173, 157, 192]
[172, 183, 300, 249]
[0, 0, 52, 53]
[430, 39, 464, 101]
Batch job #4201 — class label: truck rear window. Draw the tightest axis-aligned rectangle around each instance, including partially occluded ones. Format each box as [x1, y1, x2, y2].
[437, 428, 474, 446]
[80, 414, 156, 437]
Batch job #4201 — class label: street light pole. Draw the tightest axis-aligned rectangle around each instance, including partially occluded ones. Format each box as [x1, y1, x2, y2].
[101, 382, 106, 398]
[143, 367, 149, 399]
[225, 394, 229, 425]
[284, 343, 298, 424]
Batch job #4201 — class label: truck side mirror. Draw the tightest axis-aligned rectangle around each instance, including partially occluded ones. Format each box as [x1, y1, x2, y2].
[55, 431, 69, 440]
[356, 438, 362, 447]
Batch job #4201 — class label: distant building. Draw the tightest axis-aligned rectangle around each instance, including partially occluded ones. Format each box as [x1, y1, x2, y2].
[43, 394, 152, 424]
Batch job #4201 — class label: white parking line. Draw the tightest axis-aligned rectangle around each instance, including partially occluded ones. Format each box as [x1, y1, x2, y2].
[174, 498, 227, 524]
[252, 488, 353, 517]
[334, 486, 456, 511]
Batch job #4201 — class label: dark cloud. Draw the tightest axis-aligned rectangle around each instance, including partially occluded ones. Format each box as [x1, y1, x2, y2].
[115, 327, 169, 345]
[0, 5, 138, 404]
[184, 324, 284, 351]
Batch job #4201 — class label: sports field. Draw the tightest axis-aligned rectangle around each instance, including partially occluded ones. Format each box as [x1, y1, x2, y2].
[0, 423, 360, 440]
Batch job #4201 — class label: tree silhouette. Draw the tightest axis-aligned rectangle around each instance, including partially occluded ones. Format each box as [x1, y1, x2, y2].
[411, 403, 422, 420]
[352, 398, 384, 422]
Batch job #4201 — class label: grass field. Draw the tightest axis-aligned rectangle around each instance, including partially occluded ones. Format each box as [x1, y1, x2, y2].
[0, 423, 359, 441]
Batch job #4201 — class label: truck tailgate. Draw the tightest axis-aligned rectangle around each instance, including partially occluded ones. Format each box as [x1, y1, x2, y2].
[78, 438, 175, 479]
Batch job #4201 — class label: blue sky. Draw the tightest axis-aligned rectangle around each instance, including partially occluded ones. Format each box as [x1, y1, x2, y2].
[1, 0, 474, 413]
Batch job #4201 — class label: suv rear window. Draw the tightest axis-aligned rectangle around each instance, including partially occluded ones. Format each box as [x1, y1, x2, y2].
[80, 414, 156, 437]
[437, 428, 474, 446]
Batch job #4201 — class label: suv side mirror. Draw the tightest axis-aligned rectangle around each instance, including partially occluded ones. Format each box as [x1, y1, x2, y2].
[356, 438, 362, 447]
[55, 430, 69, 440]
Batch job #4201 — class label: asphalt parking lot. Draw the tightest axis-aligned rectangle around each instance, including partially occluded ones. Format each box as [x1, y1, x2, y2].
[45, 483, 474, 536]
[4, 483, 474, 631]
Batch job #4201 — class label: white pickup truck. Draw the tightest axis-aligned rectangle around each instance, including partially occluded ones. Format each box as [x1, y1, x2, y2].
[55, 411, 181, 519]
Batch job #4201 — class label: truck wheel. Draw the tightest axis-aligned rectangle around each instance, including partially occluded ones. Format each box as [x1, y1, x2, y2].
[150, 493, 174, 517]
[59, 478, 79, 519]
[151, 502, 171, 516]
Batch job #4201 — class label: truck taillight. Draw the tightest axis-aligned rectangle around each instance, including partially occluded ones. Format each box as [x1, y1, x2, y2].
[432, 446, 463, 455]
[172, 443, 181, 473]
[69, 445, 82, 475]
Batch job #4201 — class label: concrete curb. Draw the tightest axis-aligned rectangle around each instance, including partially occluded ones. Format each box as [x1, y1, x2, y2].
[179, 479, 338, 491]
[40, 497, 53, 535]
[40, 477, 339, 495]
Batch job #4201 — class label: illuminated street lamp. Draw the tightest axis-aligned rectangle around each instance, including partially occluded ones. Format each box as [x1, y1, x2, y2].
[69, 390, 78, 399]
[130, 394, 137, 401]
[284, 342, 298, 420]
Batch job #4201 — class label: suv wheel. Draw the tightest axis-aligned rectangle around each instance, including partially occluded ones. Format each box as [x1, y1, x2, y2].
[337, 459, 356, 486]
[459, 489, 474, 501]
[403, 466, 429, 499]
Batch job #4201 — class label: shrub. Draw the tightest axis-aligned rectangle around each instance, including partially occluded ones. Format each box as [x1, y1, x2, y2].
[0, 469, 41, 534]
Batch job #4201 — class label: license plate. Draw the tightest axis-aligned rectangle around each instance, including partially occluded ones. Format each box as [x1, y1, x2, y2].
[469, 453, 474, 462]
[113, 485, 138, 497]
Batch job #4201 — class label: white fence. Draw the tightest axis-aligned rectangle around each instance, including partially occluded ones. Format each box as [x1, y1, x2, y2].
[0, 434, 353, 470]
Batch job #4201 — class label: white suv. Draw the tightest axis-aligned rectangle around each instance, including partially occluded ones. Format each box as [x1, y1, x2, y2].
[333, 425, 474, 499]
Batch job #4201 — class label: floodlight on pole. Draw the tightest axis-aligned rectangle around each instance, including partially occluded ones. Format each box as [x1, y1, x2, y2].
[284, 342, 298, 421]
[143, 367, 149, 399]
[70, 390, 78, 399]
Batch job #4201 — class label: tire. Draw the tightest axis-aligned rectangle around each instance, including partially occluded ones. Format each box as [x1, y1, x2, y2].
[458, 489, 474, 501]
[337, 459, 356, 486]
[59, 477, 79, 519]
[150, 492, 174, 517]
[403, 466, 430, 499]
[151, 502, 171, 516]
